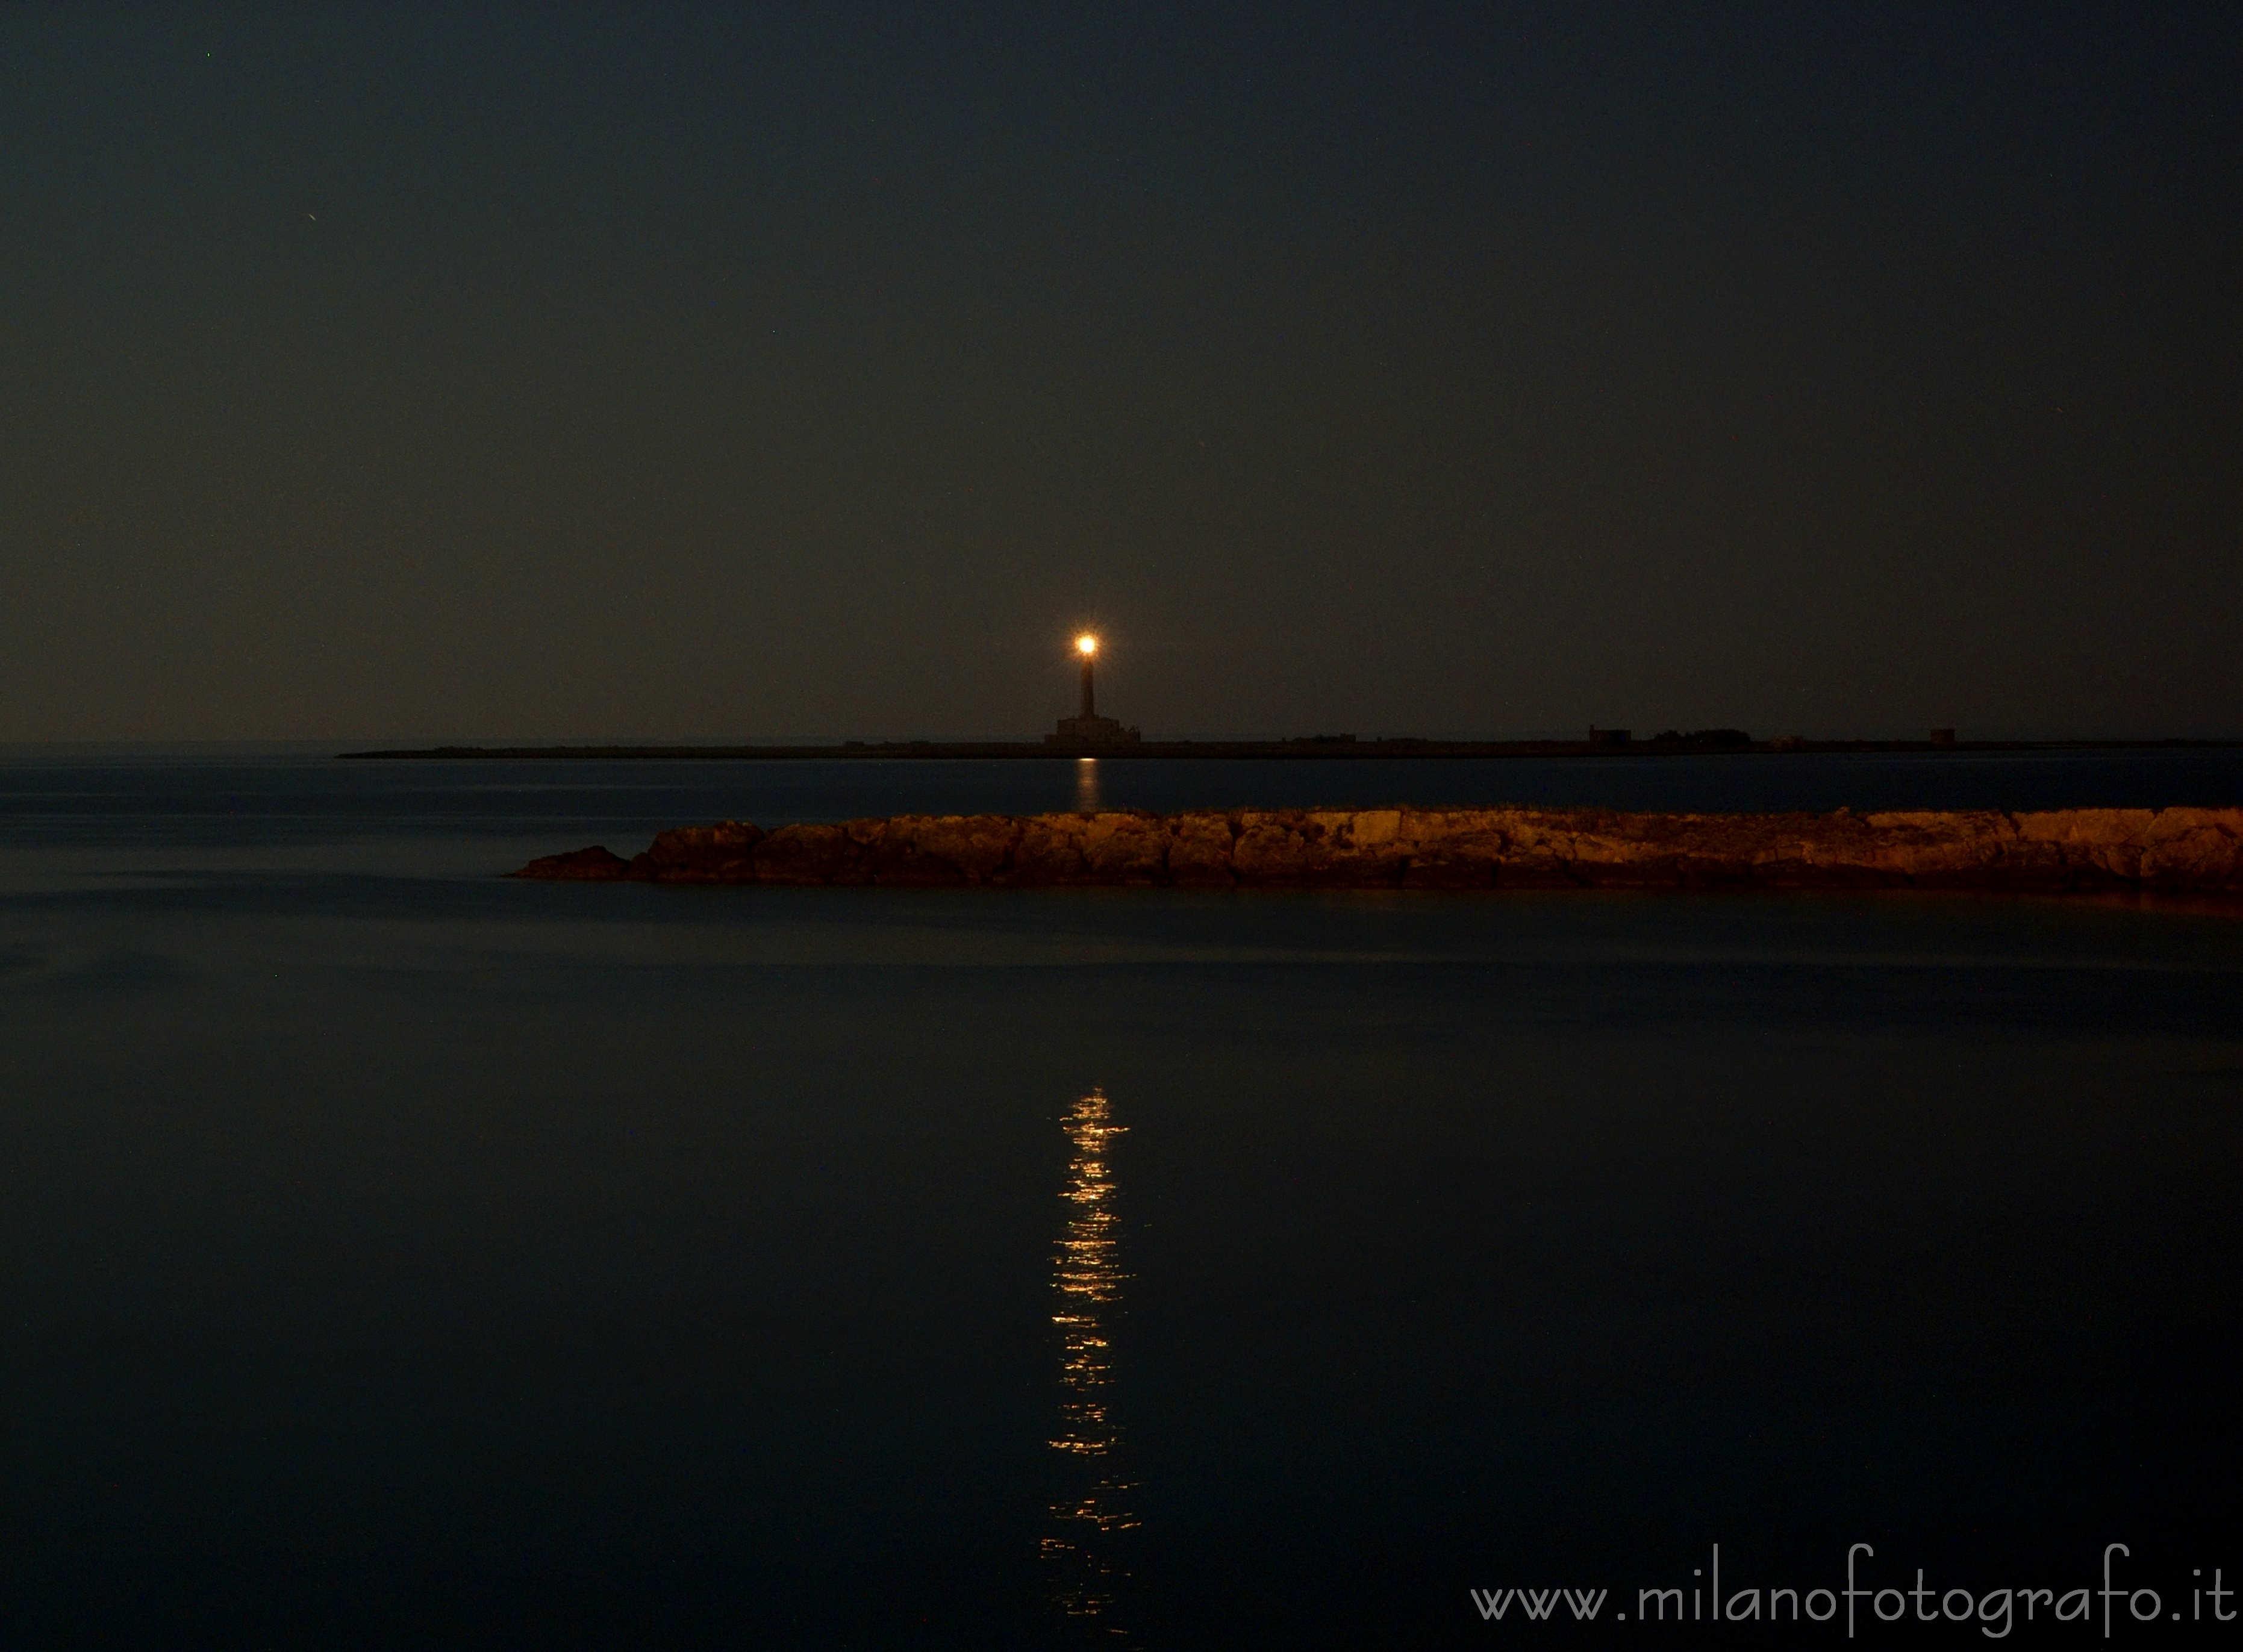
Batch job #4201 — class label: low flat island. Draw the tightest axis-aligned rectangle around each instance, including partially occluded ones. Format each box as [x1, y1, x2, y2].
[354, 736, 2234, 760]
[511, 805, 2243, 894]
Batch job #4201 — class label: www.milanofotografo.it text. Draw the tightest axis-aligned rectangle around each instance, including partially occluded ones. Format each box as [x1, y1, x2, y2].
[1471, 1545, 2238, 1635]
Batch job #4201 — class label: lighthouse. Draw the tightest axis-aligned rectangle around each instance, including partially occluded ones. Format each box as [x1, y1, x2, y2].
[1046, 632, 1141, 747]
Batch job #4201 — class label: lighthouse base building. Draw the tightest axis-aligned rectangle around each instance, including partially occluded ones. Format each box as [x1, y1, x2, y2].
[1045, 714, 1141, 747]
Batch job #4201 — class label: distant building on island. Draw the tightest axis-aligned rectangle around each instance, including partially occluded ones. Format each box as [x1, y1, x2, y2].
[1046, 634, 1141, 747]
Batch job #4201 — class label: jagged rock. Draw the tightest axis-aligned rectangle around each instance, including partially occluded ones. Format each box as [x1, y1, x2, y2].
[1167, 813, 1239, 886]
[1010, 816, 1091, 883]
[507, 805, 2243, 894]
[508, 844, 636, 881]
[1234, 809, 1410, 886]
[908, 814, 1023, 882]
[1078, 814, 1171, 883]
[752, 823, 864, 885]
[636, 821, 766, 883]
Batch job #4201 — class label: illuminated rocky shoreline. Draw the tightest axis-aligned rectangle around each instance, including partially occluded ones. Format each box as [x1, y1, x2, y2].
[510, 805, 2243, 893]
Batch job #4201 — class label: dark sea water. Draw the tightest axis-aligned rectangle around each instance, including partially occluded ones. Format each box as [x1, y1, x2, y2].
[3, 747, 2240, 1648]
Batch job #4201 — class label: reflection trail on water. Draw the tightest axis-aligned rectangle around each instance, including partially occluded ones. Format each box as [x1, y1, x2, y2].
[1043, 1086, 1140, 1643]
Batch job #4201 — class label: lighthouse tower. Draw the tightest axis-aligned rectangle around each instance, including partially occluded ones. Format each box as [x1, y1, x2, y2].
[1046, 634, 1141, 747]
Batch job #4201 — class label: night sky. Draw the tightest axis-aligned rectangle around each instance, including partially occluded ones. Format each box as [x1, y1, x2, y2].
[3, 4, 2236, 742]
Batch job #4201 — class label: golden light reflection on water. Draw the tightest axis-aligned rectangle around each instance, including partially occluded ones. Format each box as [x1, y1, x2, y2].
[1043, 1086, 1139, 1641]
[1073, 757, 1102, 813]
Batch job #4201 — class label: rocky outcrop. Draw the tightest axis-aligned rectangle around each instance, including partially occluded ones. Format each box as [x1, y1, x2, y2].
[508, 805, 2243, 894]
[513, 845, 638, 880]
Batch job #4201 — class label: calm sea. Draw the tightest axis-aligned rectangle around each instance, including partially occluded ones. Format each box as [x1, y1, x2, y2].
[3, 747, 2239, 1647]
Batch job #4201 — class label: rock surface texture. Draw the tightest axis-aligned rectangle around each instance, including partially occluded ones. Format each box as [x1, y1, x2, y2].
[510, 806, 2243, 893]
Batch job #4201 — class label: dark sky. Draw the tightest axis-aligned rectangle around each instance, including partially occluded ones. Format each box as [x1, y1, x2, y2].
[2, 4, 2236, 741]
